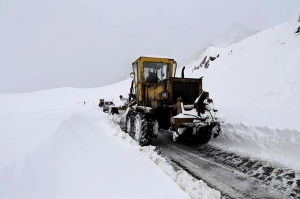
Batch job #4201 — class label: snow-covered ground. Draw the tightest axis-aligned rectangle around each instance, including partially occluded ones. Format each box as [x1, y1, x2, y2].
[0, 85, 220, 199]
[179, 10, 300, 171]
[1, 9, 300, 199]
[182, 23, 260, 69]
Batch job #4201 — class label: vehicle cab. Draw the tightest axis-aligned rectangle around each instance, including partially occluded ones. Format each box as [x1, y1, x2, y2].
[131, 56, 177, 103]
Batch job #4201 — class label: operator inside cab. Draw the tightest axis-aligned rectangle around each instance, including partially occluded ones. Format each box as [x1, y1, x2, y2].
[144, 62, 170, 83]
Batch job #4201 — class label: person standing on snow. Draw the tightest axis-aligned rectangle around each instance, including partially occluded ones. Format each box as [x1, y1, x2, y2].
[84, 101, 86, 106]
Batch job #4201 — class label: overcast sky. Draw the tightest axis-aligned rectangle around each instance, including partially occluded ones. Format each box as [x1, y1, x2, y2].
[0, 0, 299, 93]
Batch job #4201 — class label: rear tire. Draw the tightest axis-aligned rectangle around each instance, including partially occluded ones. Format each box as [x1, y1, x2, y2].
[195, 129, 212, 144]
[134, 113, 152, 146]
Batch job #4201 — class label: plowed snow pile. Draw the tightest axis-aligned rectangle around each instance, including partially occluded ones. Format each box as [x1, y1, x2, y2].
[182, 10, 300, 170]
[0, 88, 220, 199]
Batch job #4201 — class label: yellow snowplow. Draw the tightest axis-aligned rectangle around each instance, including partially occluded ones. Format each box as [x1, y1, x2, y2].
[123, 56, 223, 145]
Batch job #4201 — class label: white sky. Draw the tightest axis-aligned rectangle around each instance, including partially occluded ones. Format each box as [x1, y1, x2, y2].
[0, 0, 299, 92]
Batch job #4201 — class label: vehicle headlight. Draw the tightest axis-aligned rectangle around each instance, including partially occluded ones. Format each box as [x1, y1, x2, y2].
[160, 91, 168, 99]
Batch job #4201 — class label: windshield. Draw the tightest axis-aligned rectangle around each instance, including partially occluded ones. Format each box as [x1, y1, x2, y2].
[105, 102, 114, 105]
[144, 62, 170, 83]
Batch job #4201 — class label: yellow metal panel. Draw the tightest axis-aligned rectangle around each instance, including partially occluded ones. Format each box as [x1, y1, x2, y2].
[137, 83, 143, 102]
[147, 84, 164, 101]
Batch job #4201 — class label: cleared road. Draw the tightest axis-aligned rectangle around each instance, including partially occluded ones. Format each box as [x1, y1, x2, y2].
[152, 130, 294, 199]
[120, 123, 298, 199]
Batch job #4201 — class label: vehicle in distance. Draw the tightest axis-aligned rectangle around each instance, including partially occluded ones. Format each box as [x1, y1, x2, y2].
[103, 101, 115, 112]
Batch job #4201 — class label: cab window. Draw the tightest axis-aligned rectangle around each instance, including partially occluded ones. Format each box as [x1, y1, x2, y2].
[133, 63, 140, 83]
[144, 62, 170, 83]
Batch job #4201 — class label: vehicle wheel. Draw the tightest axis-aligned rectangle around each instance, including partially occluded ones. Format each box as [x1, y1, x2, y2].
[194, 128, 212, 144]
[134, 113, 152, 146]
[177, 128, 193, 144]
[126, 109, 136, 136]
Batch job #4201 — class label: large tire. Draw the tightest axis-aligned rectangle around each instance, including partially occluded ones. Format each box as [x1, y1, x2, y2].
[177, 128, 193, 144]
[194, 128, 212, 144]
[126, 110, 135, 137]
[134, 113, 153, 146]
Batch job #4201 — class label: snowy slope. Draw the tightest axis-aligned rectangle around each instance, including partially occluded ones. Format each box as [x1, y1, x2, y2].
[208, 23, 260, 48]
[179, 10, 300, 169]
[183, 24, 260, 68]
[182, 10, 300, 119]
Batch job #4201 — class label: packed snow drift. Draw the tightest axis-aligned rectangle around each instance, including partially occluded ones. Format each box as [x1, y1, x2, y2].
[0, 86, 220, 199]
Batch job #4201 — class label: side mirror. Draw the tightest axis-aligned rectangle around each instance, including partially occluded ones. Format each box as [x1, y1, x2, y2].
[130, 72, 134, 78]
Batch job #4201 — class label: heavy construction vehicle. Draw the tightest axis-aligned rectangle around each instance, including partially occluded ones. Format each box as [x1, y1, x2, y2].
[125, 56, 224, 146]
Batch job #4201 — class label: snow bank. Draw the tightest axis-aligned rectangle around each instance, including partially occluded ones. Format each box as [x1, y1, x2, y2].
[212, 123, 300, 169]
[105, 115, 221, 199]
[0, 90, 193, 199]
[0, 87, 221, 198]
